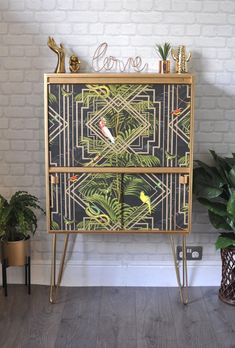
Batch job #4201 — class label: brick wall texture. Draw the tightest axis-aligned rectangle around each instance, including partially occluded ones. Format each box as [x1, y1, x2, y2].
[1, 0, 235, 267]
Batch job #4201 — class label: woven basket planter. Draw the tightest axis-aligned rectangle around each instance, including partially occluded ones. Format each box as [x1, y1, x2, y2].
[219, 246, 235, 305]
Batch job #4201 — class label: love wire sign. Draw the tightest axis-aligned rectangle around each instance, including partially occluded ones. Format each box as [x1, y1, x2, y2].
[92, 42, 148, 73]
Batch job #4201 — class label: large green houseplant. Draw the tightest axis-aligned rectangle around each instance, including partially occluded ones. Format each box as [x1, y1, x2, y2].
[193, 150, 235, 304]
[0, 191, 44, 266]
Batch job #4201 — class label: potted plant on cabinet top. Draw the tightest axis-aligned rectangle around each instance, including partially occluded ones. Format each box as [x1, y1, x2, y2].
[155, 42, 171, 74]
[193, 150, 235, 305]
[0, 191, 44, 267]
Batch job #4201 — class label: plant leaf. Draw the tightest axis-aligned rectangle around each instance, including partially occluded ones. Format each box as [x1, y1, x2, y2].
[228, 165, 235, 187]
[194, 184, 222, 199]
[155, 42, 171, 60]
[208, 211, 232, 230]
[216, 234, 235, 250]
[197, 198, 227, 216]
[227, 191, 235, 216]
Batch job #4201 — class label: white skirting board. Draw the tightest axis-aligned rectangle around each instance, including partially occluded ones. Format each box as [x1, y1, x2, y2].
[0, 260, 221, 287]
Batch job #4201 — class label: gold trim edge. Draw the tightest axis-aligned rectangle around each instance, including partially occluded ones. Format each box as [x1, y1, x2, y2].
[48, 167, 191, 174]
[48, 230, 190, 235]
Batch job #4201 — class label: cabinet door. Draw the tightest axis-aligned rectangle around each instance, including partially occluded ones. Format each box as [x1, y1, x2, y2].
[49, 172, 189, 232]
[48, 83, 191, 168]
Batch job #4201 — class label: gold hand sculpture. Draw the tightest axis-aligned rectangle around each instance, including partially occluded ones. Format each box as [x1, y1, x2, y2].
[47, 36, 66, 73]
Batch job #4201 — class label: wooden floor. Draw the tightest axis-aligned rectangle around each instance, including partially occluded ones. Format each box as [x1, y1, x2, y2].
[0, 286, 234, 348]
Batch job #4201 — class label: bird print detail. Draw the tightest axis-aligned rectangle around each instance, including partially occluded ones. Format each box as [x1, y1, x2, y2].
[61, 87, 73, 97]
[165, 151, 176, 161]
[68, 175, 79, 183]
[171, 108, 183, 116]
[99, 117, 115, 144]
[140, 191, 151, 214]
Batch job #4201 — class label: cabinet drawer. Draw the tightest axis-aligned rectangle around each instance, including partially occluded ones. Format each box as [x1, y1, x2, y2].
[49, 172, 190, 233]
[48, 83, 192, 168]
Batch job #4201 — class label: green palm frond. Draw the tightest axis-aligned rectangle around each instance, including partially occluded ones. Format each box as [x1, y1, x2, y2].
[181, 204, 188, 213]
[79, 137, 106, 152]
[178, 155, 189, 167]
[76, 220, 103, 230]
[131, 101, 154, 113]
[108, 84, 138, 97]
[51, 220, 60, 230]
[123, 175, 150, 197]
[117, 152, 160, 167]
[178, 114, 190, 135]
[78, 174, 116, 197]
[0, 191, 44, 241]
[86, 194, 122, 223]
[49, 93, 57, 104]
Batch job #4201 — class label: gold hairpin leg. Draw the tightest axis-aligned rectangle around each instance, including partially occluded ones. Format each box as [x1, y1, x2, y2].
[49, 234, 57, 303]
[169, 234, 188, 305]
[182, 235, 188, 303]
[57, 234, 69, 287]
[49, 233, 69, 304]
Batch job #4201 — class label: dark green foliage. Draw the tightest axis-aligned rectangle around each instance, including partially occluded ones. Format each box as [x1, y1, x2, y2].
[0, 191, 45, 241]
[193, 151, 235, 249]
[155, 42, 171, 60]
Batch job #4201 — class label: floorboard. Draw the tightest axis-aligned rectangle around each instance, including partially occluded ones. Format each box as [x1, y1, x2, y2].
[168, 287, 220, 348]
[55, 287, 101, 348]
[96, 287, 137, 348]
[201, 287, 235, 348]
[136, 287, 178, 348]
[0, 285, 234, 348]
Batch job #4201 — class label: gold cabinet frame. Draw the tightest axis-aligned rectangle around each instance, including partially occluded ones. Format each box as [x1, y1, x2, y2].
[44, 73, 195, 304]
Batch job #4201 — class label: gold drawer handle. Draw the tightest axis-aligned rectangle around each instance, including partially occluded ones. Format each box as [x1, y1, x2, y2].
[51, 175, 59, 184]
[179, 175, 189, 185]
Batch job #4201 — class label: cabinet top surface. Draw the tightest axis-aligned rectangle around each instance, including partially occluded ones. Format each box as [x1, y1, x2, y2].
[45, 72, 193, 78]
[44, 73, 194, 84]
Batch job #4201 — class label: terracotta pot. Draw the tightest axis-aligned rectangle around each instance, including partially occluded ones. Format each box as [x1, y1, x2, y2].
[219, 246, 235, 305]
[1, 237, 30, 266]
[159, 60, 170, 74]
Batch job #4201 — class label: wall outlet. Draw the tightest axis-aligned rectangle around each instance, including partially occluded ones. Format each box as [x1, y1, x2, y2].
[176, 246, 203, 261]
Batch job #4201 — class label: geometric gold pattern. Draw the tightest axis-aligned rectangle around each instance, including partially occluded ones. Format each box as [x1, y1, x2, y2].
[48, 83, 191, 168]
[45, 74, 194, 234]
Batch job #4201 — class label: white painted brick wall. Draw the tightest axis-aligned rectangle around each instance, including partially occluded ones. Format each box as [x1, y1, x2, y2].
[0, 0, 235, 284]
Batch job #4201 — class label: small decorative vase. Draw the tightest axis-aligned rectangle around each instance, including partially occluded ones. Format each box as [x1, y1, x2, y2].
[159, 60, 170, 74]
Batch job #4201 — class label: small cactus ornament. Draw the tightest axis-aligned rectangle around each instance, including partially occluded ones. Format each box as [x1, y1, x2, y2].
[172, 45, 191, 73]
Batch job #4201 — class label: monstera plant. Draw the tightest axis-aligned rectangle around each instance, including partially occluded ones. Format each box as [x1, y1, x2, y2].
[193, 150, 235, 249]
[193, 150, 235, 305]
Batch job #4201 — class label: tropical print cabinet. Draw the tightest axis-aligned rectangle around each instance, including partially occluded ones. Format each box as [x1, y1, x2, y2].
[45, 74, 194, 234]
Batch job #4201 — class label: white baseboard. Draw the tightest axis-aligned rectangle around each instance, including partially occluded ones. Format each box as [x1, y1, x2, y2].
[1, 260, 222, 287]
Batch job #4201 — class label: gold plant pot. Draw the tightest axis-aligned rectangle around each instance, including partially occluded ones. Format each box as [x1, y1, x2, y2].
[1, 237, 30, 266]
[159, 60, 170, 74]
